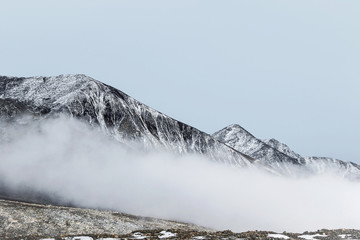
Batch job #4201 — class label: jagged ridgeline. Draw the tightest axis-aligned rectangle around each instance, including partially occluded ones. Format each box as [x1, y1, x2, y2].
[213, 124, 360, 179]
[0, 74, 359, 181]
[0, 74, 252, 167]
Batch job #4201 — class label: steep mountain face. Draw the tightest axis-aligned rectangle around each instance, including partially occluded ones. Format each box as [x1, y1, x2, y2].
[0, 74, 252, 167]
[213, 124, 360, 179]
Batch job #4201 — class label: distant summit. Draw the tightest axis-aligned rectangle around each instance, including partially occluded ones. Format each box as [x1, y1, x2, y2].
[213, 124, 360, 179]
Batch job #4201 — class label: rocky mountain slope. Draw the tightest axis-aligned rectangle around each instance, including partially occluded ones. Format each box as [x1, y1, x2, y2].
[0, 74, 359, 180]
[263, 138, 303, 160]
[263, 138, 360, 178]
[212, 124, 304, 174]
[213, 124, 360, 179]
[0, 74, 252, 167]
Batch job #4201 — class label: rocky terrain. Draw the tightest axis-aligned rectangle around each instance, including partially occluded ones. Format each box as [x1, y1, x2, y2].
[0, 199, 208, 239]
[1, 199, 360, 240]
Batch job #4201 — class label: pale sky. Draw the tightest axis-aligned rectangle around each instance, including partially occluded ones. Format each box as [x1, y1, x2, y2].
[1, 0, 359, 163]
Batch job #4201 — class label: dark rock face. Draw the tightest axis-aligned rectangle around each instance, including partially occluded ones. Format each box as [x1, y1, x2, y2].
[0, 74, 252, 167]
[0, 98, 50, 120]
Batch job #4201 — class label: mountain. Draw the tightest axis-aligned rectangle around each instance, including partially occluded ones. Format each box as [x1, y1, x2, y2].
[212, 124, 306, 175]
[2, 74, 360, 238]
[1, 74, 359, 181]
[263, 138, 360, 177]
[0, 74, 252, 167]
[213, 124, 360, 179]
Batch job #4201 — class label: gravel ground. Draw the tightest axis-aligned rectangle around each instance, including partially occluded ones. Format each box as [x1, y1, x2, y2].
[0, 199, 209, 239]
[1, 199, 359, 240]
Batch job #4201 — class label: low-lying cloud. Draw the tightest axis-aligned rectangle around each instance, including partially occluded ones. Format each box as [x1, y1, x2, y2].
[0, 117, 360, 233]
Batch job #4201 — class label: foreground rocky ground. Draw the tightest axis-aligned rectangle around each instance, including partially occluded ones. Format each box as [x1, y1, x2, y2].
[23, 229, 358, 240]
[0, 199, 207, 239]
[1, 199, 359, 240]
[5, 228, 360, 240]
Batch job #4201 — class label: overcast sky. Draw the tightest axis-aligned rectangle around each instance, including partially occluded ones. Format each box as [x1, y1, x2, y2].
[1, 0, 359, 163]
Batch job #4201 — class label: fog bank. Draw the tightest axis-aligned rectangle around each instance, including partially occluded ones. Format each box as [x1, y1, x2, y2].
[0, 118, 359, 232]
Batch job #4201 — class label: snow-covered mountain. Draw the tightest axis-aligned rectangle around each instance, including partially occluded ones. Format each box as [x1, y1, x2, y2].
[0, 74, 252, 167]
[1, 74, 359, 180]
[213, 124, 360, 179]
[212, 124, 304, 166]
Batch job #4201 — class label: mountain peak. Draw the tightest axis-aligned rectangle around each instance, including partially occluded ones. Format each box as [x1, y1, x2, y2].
[1, 74, 359, 180]
[212, 124, 263, 159]
[214, 124, 255, 138]
[213, 123, 307, 171]
[226, 124, 246, 130]
[0, 74, 252, 167]
[0, 74, 129, 111]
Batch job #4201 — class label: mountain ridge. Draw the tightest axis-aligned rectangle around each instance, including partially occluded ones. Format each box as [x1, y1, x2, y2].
[213, 123, 360, 179]
[1, 74, 359, 180]
[0, 74, 253, 166]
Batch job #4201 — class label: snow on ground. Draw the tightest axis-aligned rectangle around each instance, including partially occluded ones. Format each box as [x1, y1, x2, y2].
[268, 233, 290, 239]
[70, 237, 94, 240]
[97, 238, 121, 240]
[131, 232, 148, 239]
[298, 234, 328, 240]
[158, 230, 177, 238]
[51, 238, 120, 240]
[339, 234, 352, 239]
